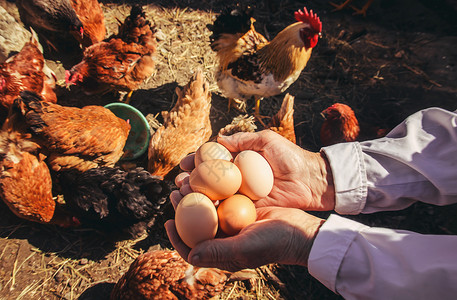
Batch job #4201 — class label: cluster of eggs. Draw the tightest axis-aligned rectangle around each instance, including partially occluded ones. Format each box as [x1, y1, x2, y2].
[175, 142, 274, 248]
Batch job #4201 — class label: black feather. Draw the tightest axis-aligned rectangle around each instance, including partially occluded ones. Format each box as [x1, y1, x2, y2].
[57, 166, 171, 234]
[13, 91, 47, 134]
[208, 6, 254, 46]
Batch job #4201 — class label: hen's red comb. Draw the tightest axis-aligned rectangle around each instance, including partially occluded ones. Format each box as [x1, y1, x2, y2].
[294, 7, 322, 33]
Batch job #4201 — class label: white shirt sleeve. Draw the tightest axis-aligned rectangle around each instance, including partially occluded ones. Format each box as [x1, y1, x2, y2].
[309, 214, 457, 300]
[308, 108, 457, 299]
[322, 107, 457, 215]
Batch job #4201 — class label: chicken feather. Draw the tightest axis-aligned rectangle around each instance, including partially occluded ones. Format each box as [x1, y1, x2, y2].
[209, 6, 321, 115]
[267, 93, 296, 143]
[148, 70, 212, 179]
[57, 166, 170, 235]
[0, 112, 77, 226]
[16, 0, 83, 36]
[0, 32, 57, 120]
[111, 250, 228, 300]
[70, 0, 106, 47]
[66, 5, 157, 96]
[15, 91, 130, 172]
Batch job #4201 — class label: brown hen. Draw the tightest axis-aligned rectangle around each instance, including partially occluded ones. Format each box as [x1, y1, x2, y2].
[148, 70, 212, 179]
[70, 0, 106, 48]
[320, 103, 360, 147]
[66, 5, 156, 100]
[267, 93, 296, 144]
[0, 112, 77, 226]
[110, 250, 228, 300]
[16, 0, 83, 37]
[320, 103, 390, 147]
[0, 33, 57, 121]
[15, 91, 130, 172]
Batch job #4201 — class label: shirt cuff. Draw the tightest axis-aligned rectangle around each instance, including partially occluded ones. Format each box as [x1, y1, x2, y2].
[308, 214, 369, 293]
[321, 142, 368, 215]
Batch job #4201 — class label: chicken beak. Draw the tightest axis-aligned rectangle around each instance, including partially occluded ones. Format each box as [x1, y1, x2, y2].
[320, 111, 327, 119]
[65, 70, 73, 88]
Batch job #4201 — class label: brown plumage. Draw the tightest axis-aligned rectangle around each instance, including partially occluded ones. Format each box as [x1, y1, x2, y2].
[65, 5, 157, 96]
[267, 93, 296, 143]
[110, 250, 228, 300]
[148, 70, 212, 179]
[15, 91, 130, 172]
[70, 0, 106, 47]
[0, 112, 77, 226]
[0, 33, 57, 120]
[209, 6, 322, 115]
[320, 103, 360, 146]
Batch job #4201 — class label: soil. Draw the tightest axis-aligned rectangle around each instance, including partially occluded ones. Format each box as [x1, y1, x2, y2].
[0, 0, 456, 299]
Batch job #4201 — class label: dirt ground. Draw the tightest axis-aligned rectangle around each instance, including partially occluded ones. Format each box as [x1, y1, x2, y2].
[0, 0, 457, 299]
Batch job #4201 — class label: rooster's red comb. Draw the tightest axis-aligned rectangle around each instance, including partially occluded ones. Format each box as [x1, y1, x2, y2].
[295, 7, 322, 33]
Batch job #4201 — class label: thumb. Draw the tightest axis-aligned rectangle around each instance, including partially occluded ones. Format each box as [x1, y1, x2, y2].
[217, 131, 265, 153]
[188, 237, 246, 272]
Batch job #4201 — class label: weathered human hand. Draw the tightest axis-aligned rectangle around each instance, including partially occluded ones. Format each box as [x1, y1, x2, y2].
[165, 207, 324, 271]
[173, 130, 335, 211]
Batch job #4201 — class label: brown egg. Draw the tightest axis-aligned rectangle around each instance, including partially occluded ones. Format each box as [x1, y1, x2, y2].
[234, 150, 274, 200]
[217, 194, 256, 236]
[175, 192, 218, 248]
[194, 142, 233, 166]
[189, 159, 242, 201]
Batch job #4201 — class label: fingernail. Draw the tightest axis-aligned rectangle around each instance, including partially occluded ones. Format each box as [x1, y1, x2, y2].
[190, 254, 201, 265]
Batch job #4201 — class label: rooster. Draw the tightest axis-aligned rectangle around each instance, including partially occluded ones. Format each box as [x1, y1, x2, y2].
[110, 250, 229, 300]
[56, 166, 170, 236]
[0, 110, 78, 227]
[148, 70, 212, 179]
[70, 0, 106, 48]
[65, 5, 157, 102]
[209, 6, 322, 116]
[14, 91, 130, 172]
[0, 32, 57, 122]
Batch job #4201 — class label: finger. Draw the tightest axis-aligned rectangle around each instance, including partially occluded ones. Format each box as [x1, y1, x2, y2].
[179, 183, 193, 196]
[180, 154, 195, 171]
[164, 220, 191, 262]
[255, 207, 280, 220]
[217, 132, 262, 152]
[175, 172, 190, 188]
[188, 236, 244, 271]
[170, 190, 183, 210]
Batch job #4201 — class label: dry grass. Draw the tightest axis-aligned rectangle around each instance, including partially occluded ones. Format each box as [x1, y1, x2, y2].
[0, 0, 456, 299]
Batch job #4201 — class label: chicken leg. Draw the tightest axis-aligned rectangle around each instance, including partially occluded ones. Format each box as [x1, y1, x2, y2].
[330, 0, 374, 17]
[228, 98, 247, 112]
[123, 90, 134, 104]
